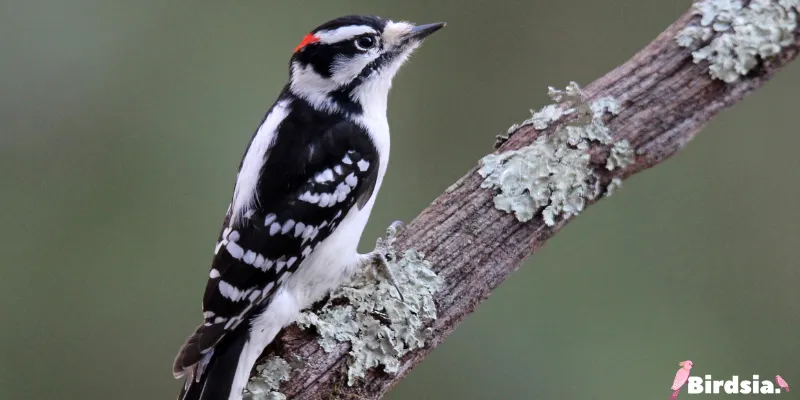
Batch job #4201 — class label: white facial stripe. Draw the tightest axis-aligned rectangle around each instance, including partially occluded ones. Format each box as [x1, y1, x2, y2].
[315, 25, 377, 44]
[289, 61, 341, 113]
[330, 53, 376, 85]
[230, 100, 290, 226]
[383, 21, 413, 46]
[291, 61, 339, 93]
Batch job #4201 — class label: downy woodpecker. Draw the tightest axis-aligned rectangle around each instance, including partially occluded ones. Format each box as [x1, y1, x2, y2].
[172, 15, 445, 400]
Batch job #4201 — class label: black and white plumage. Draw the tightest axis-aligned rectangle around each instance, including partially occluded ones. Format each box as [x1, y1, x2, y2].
[172, 15, 444, 400]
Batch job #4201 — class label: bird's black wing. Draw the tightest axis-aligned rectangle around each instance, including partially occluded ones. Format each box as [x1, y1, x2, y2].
[173, 104, 379, 376]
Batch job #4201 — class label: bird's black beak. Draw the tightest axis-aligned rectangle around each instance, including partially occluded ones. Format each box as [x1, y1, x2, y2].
[407, 22, 446, 40]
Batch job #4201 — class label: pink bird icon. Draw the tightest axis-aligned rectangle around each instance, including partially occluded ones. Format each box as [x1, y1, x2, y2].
[669, 360, 693, 400]
[776, 375, 790, 392]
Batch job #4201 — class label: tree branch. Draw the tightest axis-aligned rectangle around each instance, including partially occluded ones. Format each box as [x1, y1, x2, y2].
[248, 1, 800, 398]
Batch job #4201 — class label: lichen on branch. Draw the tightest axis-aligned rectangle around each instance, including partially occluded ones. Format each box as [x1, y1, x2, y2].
[244, 356, 292, 400]
[479, 82, 632, 226]
[676, 0, 800, 82]
[295, 225, 443, 386]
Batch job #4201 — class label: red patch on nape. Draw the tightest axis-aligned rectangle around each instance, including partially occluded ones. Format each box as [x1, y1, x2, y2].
[294, 33, 320, 53]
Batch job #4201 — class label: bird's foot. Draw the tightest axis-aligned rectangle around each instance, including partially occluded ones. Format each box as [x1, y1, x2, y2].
[362, 220, 405, 301]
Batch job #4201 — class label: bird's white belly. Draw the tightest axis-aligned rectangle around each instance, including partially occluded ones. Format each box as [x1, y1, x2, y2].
[286, 157, 387, 308]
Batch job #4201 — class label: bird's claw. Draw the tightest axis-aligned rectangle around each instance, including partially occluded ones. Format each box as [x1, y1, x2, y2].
[386, 220, 404, 240]
[370, 252, 405, 302]
[367, 220, 405, 301]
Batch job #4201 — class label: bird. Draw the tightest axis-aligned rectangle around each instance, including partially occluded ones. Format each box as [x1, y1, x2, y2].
[776, 375, 790, 392]
[171, 15, 445, 400]
[670, 360, 693, 400]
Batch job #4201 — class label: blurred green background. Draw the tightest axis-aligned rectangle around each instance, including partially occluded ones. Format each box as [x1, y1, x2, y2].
[1, 0, 798, 399]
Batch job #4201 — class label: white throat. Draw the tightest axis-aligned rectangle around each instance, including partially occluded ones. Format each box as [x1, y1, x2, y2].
[350, 69, 398, 173]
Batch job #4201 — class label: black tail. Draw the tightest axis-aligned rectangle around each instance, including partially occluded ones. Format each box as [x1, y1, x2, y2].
[178, 326, 250, 400]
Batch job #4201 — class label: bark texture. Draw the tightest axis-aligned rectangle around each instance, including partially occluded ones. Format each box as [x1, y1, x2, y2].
[258, 3, 800, 399]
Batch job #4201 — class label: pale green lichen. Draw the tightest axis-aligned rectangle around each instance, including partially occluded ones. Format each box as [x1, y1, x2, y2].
[606, 177, 624, 197]
[479, 82, 632, 226]
[243, 356, 292, 400]
[606, 140, 633, 171]
[296, 225, 442, 386]
[495, 103, 567, 148]
[676, 0, 799, 82]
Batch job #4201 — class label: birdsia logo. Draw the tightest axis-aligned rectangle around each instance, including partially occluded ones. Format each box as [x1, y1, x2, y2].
[685, 375, 788, 395]
[668, 361, 790, 398]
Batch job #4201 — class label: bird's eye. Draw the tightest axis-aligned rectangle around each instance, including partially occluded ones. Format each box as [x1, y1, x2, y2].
[354, 35, 376, 51]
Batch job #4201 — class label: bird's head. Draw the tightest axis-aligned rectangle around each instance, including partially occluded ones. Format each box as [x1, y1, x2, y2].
[679, 360, 693, 369]
[288, 15, 445, 114]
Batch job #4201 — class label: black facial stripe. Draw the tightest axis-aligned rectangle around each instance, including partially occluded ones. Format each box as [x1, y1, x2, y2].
[361, 48, 396, 76]
[349, 46, 403, 87]
[295, 41, 364, 78]
[323, 46, 404, 115]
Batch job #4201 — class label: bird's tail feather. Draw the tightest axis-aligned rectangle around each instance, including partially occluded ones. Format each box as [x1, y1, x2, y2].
[669, 389, 680, 400]
[178, 327, 250, 400]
